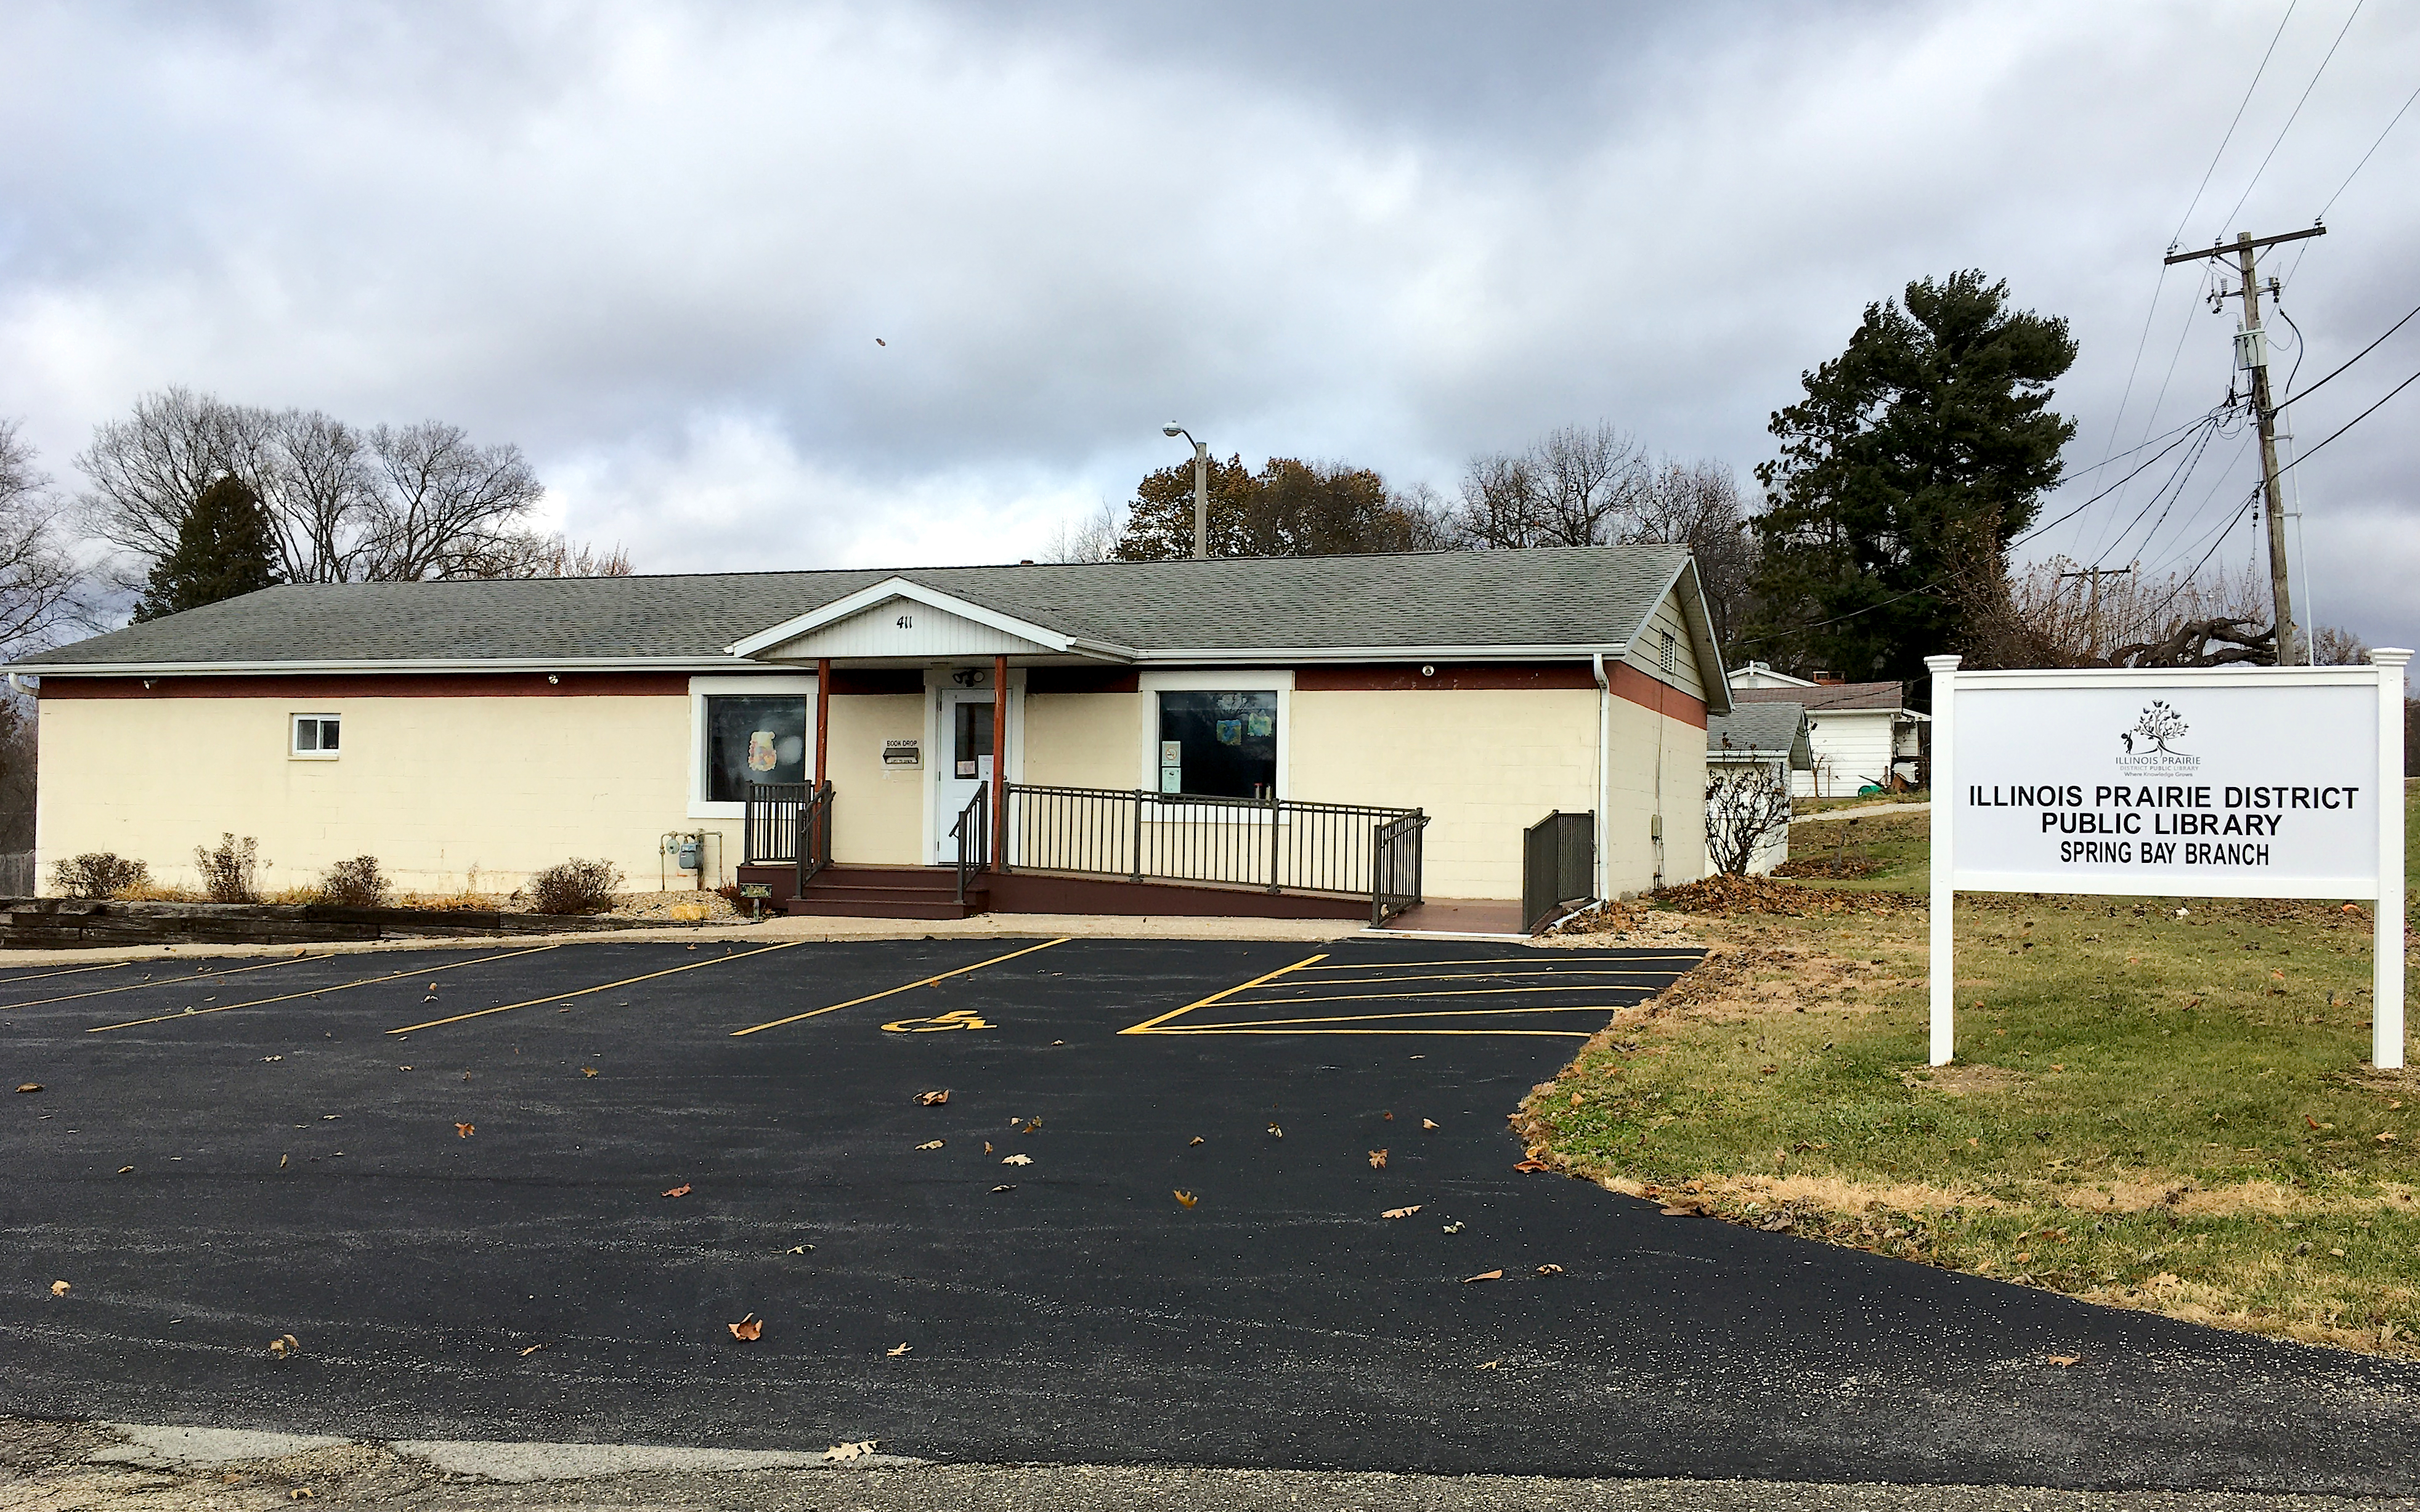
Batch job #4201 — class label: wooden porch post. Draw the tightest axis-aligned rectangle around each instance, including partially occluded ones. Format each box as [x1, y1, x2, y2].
[814, 658, 831, 788]
[991, 654, 1008, 868]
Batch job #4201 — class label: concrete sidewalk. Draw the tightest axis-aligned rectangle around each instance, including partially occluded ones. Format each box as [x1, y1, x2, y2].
[0, 908, 1364, 967]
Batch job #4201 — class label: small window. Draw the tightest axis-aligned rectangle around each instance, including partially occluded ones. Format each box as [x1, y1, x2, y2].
[1156, 690, 1277, 800]
[705, 695, 808, 801]
[291, 714, 340, 758]
[1659, 628, 1676, 676]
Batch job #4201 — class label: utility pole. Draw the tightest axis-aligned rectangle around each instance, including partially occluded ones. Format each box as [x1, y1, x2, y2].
[2055, 564, 2135, 660]
[2164, 224, 2325, 665]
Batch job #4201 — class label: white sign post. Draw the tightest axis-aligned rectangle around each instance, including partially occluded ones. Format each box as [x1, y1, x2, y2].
[1927, 649, 2410, 1069]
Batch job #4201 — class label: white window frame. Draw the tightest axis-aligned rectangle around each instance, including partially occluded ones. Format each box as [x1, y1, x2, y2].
[1136, 669, 1292, 817]
[290, 712, 341, 760]
[688, 674, 819, 820]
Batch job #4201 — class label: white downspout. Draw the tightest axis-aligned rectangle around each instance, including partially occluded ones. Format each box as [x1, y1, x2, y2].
[1591, 652, 1610, 901]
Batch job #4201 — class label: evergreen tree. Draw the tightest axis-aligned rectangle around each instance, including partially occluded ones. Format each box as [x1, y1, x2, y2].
[131, 474, 280, 621]
[1748, 270, 2076, 682]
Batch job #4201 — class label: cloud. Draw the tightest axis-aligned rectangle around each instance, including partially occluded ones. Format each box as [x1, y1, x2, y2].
[0, 0, 2413, 649]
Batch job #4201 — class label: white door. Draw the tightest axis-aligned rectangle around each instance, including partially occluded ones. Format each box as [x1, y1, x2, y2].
[933, 686, 1004, 863]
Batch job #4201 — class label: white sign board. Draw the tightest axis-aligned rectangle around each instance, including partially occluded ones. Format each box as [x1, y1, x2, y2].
[1928, 653, 2408, 1070]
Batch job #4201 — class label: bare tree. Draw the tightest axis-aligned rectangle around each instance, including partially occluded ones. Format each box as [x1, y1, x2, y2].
[0, 420, 97, 656]
[1631, 459, 1758, 651]
[76, 390, 603, 589]
[1448, 424, 1647, 549]
[458, 532, 634, 578]
[1986, 556, 2291, 668]
[1046, 502, 1123, 563]
[2310, 624, 2369, 666]
[1705, 763, 1793, 876]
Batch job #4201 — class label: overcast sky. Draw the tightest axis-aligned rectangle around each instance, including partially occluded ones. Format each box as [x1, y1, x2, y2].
[3, 0, 2415, 652]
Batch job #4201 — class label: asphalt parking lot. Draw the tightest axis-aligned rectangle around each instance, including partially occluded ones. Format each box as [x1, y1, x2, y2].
[4, 935, 2419, 1493]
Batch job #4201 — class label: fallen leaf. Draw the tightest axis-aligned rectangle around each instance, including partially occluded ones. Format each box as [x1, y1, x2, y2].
[1381, 1205, 1423, 1220]
[984, 1141, 994, 1155]
[991, 1184, 1016, 1192]
[1659, 1207, 1690, 1216]
[260, 1056, 282, 1063]
[917, 1090, 950, 1106]
[2013, 1251, 2032, 1264]
[1001, 1153, 1032, 1166]
[1512, 1158, 1551, 1173]
[824, 1441, 878, 1463]
[1267, 1123, 1283, 1138]
[1463, 1269, 1504, 1284]
[1173, 1190, 1198, 1208]
[2307, 1115, 2324, 1130]
[279, 1154, 288, 1168]
[15, 1083, 41, 1094]
[1477, 1359, 1501, 1370]
[2047, 1355, 2079, 1368]
[1442, 1221, 1464, 1233]
[580, 1067, 598, 1078]
[2380, 1132, 2400, 1144]
[915, 1140, 944, 1151]
[49, 1280, 68, 1296]
[116, 1165, 133, 1174]
[1421, 1118, 1439, 1131]
[1383, 1111, 1394, 1121]
[268, 1334, 300, 1356]
[456, 1123, 476, 1138]
[2330, 1247, 2347, 1258]
[787, 1245, 812, 1255]
[519, 1343, 546, 1356]
[1188, 1136, 1204, 1146]
[728, 1313, 763, 1341]
[662, 1184, 692, 1198]
[1367, 1149, 1389, 1169]
[1535, 1264, 1564, 1277]
[1022, 1117, 1042, 1133]
[886, 1342, 912, 1356]
[290, 1489, 314, 1501]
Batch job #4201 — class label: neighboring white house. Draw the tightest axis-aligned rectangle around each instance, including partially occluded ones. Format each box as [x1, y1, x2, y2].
[1727, 662, 1924, 798]
[1704, 701, 1812, 876]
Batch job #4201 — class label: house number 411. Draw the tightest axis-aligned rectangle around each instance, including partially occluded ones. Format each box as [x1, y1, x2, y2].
[895, 613, 914, 629]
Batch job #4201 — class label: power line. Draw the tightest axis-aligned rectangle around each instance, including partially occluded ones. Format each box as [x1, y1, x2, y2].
[2093, 416, 2223, 568]
[2316, 78, 2420, 219]
[2273, 362, 2420, 480]
[2172, 1, 2300, 246]
[2084, 269, 2217, 562]
[2015, 409, 2226, 549]
[2214, 0, 2365, 233]
[2280, 295, 2420, 406]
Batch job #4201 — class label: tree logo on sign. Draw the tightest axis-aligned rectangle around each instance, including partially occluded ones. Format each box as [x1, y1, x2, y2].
[2122, 700, 2189, 756]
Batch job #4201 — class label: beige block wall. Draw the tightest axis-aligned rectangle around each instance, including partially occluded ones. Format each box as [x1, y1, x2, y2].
[826, 694, 924, 865]
[1024, 692, 1143, 790]
[1288, 689, 1599, 900]
[1599, 698, 1710, 897]
[36, 693, 715, 895]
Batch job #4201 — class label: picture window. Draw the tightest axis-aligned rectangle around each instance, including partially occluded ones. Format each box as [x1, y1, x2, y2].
[291, 714, 341, 758]
[1156, 690, 1277, 800]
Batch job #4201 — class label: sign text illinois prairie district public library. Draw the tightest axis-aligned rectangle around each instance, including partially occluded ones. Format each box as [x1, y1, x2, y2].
[1951, 680, 2378, 899]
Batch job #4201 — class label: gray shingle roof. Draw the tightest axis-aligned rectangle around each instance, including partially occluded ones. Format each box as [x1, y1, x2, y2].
[15, 546, 1696, 669]
[1731, 681, 1907, 713]
[1708, 702, 1812, 766]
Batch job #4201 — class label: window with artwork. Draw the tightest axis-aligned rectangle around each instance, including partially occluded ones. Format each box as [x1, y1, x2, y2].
[705, 695, 808, 801]
[1155, 690, 1277, 799]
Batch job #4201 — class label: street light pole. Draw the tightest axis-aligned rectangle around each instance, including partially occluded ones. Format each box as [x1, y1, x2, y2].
[1163, 424, 1209, 559]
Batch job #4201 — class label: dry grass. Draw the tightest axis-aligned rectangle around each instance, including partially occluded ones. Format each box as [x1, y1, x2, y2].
[1519, 785, 2420, 1359]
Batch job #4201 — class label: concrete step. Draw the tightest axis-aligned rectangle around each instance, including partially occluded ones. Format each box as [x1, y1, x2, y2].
[781, 895, 977, 920]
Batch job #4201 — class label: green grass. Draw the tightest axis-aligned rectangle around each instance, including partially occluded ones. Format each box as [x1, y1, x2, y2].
[1522, 781, 2420, 1356]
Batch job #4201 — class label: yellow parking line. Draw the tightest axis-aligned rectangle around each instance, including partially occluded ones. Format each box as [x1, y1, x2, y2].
[1295, 955, 1697, 971]
[1222, 982, 1665, 1008]
[1168, 1003, 1630, 1030]
[11, 953, 337, 1011]
[1155, 1026, 1592, 1038]
[729, 939, 1070, 1037]
[1275, 968, 1676, 989]
[1118, 952, 1328, 1035]
[391, 941, 801, 1035]
[0, 960, 131, 988]
[90, 945, 563, 1032]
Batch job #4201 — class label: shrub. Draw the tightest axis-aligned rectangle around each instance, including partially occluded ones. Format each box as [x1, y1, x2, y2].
[52, 852, 150, 899]
[316, 855, 389, 908]
[529, 858, 622, 915]
[194, 833, 261, 903]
